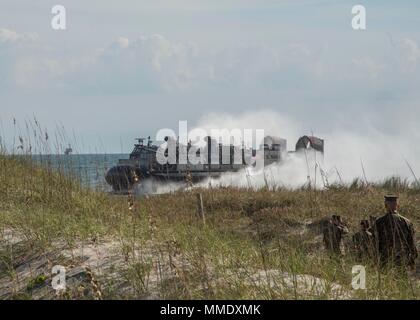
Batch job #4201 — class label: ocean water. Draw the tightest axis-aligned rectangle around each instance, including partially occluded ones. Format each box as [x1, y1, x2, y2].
[31, 154, 129, 191]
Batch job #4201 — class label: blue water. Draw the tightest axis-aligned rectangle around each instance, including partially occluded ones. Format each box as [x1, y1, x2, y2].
[31, 154, 128, 191]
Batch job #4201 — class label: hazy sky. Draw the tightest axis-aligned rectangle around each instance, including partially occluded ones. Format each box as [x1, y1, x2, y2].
[1, 0, 420, 156]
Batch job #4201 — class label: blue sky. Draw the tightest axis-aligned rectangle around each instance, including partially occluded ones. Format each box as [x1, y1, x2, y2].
[1, 0, 420, 160]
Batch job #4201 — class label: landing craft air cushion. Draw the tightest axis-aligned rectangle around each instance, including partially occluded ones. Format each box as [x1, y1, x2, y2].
[105, 135, 324, 192]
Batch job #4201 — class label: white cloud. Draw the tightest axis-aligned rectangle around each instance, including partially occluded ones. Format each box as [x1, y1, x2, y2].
[352, 57, 385, 79]
[0, 28, 20, 43]
[1, 29, 419, 101]
[0, 29, 39, 88]
[67, 34, 211, 93]
[400, 37, 420, 67]
[1, 29, 420, 156]
[0, 28, 37, 44]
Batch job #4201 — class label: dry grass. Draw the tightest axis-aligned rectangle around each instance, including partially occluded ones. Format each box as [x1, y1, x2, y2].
[0, 147, 419, 299]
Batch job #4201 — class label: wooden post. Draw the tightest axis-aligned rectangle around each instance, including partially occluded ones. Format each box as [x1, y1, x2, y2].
[196, 193, 205, 225]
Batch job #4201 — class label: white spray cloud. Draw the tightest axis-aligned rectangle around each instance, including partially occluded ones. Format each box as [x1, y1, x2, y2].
[192, 110, 302, 147]
[145, 110, 420, 193]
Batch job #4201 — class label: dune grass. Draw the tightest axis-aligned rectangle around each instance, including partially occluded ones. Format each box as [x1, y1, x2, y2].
[0, 150, 419, 300]
[0, 117, 419, 299]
